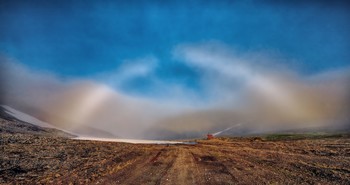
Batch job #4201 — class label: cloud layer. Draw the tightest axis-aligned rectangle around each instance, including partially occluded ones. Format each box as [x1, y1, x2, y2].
[1, 43, 349, 139]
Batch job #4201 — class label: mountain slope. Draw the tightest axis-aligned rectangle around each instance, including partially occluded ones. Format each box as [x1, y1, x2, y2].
[0, 105, 117, 138]
[0, 106, 75, 138]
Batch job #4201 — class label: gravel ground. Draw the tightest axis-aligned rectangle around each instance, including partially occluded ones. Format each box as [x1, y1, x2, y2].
[1, 133, 350, 185]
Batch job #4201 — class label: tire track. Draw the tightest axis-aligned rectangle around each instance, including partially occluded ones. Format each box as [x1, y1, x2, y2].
[190, 148, 238, 184]
[100, 147, 176, 185]
[160, 148, 206, 185]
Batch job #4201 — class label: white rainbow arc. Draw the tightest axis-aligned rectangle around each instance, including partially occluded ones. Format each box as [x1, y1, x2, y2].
[68, 85, 113, 129]
[184, 49, 310, 119]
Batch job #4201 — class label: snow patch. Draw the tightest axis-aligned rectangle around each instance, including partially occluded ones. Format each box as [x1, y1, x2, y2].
[74, 137, 185, 144]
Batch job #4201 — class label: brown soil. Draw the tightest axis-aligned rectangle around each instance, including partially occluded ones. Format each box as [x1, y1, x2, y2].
[1, 134, 350, 185]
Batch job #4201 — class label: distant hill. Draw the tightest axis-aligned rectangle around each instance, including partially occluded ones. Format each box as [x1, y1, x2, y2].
[0, 106, 75, 138]
[0, 105, 117, 138]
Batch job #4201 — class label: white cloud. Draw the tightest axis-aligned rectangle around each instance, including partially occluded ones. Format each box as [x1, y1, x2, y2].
[1, 42, 349, 139]
[0, 57, 186, 138]
[166, 42, 350, 134]
[95, 56, 158, 89]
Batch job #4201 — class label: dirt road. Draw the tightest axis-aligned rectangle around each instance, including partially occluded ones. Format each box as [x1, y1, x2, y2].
[97, 138, 350, 185]
[2, 134, 350, 184]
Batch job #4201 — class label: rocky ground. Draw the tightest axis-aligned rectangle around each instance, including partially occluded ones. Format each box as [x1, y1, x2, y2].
[1, 132, 350, 185]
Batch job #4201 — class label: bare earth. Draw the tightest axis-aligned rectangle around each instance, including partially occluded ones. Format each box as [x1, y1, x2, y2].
[1, 134, 350, 185]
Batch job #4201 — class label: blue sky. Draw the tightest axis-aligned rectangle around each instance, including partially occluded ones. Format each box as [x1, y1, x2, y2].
[1, 1, 350, 138]
[1, 0, 349, 97]
[0, 1, 350, 66]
